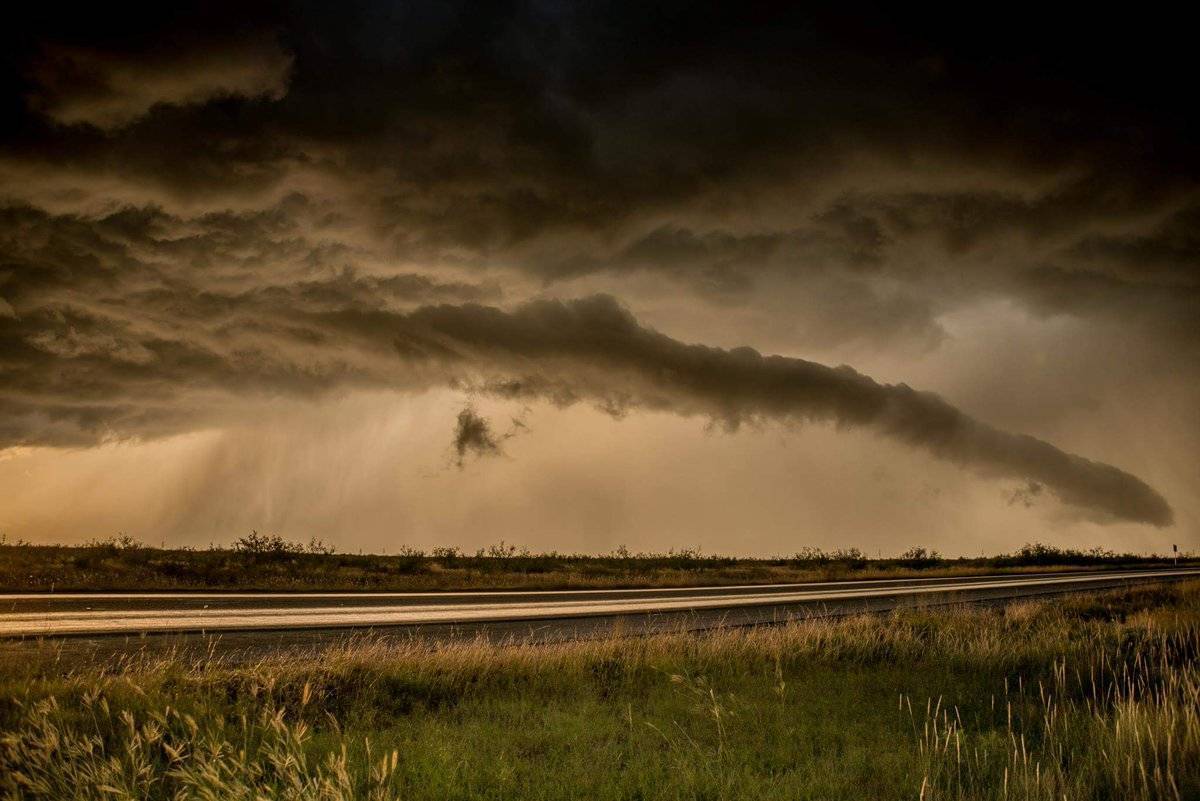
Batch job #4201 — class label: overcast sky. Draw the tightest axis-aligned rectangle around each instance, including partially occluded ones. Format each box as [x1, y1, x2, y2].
[1, 3, 1196, 555]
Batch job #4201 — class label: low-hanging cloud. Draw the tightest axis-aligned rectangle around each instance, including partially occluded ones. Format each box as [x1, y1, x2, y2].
[452, 406, 502, 467]
[388, 296, 1174, 527]
[0, 254, 1174, 527]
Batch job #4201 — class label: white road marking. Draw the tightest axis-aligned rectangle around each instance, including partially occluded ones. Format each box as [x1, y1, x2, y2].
[2, 569, 1196, 636]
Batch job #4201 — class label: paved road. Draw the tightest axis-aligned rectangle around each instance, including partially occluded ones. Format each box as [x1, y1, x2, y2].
[3, 567, 1197, 639]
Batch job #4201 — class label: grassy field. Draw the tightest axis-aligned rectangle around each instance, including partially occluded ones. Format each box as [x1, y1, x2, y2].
[0, 535, 1192, 592]
[1, 581, 1198, 799]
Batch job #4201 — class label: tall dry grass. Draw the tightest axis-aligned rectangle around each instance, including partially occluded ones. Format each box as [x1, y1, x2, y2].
[911, 611, 1200, 800]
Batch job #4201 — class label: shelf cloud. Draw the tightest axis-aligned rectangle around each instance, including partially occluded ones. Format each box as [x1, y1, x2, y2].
[393, 296, 1174, 527]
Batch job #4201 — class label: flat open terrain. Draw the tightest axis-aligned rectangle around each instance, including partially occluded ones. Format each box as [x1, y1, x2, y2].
[2, 540, 1194, 593]
[2, 580, 1198, 800]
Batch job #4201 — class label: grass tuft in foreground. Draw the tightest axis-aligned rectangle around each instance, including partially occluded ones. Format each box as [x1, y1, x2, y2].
[2, 581, 1199, 799]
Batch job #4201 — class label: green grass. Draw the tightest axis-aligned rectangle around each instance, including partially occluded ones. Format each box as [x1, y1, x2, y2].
[2, 581, 1198, 799]
[0, 537, 1191, 592]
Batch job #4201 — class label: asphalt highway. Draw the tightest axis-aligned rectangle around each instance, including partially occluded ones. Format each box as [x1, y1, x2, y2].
[3, 567, 1197, 639]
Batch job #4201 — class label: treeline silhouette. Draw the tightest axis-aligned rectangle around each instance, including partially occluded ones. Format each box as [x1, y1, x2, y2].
[0, 532, 1190, 592]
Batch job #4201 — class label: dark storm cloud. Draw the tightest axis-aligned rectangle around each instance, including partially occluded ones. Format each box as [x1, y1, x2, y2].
[0, 284, 1174, 524]
[0, 2, 1193, 531]
[0, 200, 495, 311]
[5, 3, 1196, 277]
[27, 37, 293, 130]
[0, 200, 499, 449]
[389, 296, 1172, 526]
[452, 406, 502, 467]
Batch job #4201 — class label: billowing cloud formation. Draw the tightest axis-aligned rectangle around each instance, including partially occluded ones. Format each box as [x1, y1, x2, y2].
[0, 3, 1195, 545]
[1, 3, 1193, 350]
[392, 296, 1172, 526]
[0, 269, 1173, 525]
[27, 38, 292, 130]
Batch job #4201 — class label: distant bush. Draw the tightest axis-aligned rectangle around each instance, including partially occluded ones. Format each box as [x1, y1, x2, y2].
[306, 537, 337, 555]
[897, 546, 941, 568]
[997, 542, 1135, 567]
[233, 531, 303, 556]
[83, 533, 145, 551]
[791, 547, 868, 568]
[431, 545, 461, 562]
[478, 541, 529, 559]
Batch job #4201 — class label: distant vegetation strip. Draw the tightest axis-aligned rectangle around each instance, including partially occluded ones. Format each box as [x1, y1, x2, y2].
[0, 533, 1193, 592]
[1, 581, 1197, 799]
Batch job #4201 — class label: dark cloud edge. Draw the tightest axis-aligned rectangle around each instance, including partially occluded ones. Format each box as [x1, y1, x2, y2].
[0, 291, 1173, 527]
[390, 295, 1174, 527]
